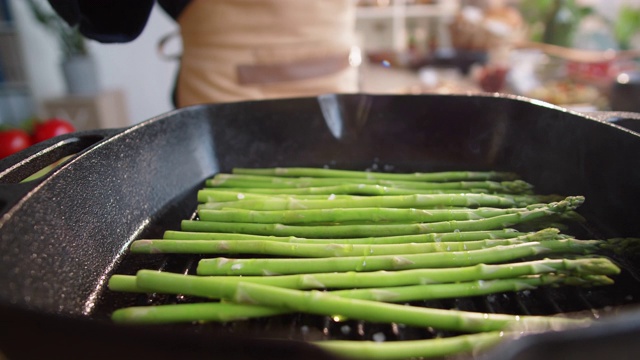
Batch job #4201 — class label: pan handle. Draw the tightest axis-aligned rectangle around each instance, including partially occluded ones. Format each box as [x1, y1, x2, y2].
[582, 111, 640, 134]
[0, 128, 121, 214]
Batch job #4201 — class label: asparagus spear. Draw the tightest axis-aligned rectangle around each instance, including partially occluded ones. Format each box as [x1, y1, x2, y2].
[198, 193, 569, 210]
[132, 270, 592, 333]
[196, 190, 354, 203]
[198, 190, 447, 204]
[111, 301, 281, 324]
[110, 257, 620, 293]
[231, 167, 520, 182]
[207, 174, 534, 194]
[162, 228, 529, 244]
[200, 185, 492, 196]
[131, 228, 561, 257]
[180, 218, 527, 239]
[329, 274, 613, 302]
[197, 206, 541, 224]
[131, 238, 534, 256]
[196, 239, 608, 276]
[314, 331, 506, 360]
[184, 199, 581, 238]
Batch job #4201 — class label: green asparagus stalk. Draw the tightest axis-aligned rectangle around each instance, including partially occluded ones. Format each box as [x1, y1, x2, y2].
[184, 199, 581, 238]
[330, 274, 613, 302]
[200, 185, 493, 196]
[162, 228, 530, 244]
[231, 167, 520, 182]
[130, 238, 529, 256]
[131, 228, 561, 257]
[196, 190, 355, 203]
[198, 190, 439, 204]
[198, 193, 569, 210]
[109, 274, 611, 325]
[196, 239, 608, 276]
[111, 301, 281, 324]
[133, 270, 592, 332]
[197, 206, 540, 224]
[207, 174, 534, 194]
[109, 257, 621, 293]
[314, 331, 507, 360]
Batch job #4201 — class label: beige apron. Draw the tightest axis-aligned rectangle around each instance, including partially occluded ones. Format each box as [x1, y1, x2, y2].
[175, 0, 358, 107]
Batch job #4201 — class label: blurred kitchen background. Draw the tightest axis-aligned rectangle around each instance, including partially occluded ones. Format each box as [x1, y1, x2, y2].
[1, 0, 639, 130]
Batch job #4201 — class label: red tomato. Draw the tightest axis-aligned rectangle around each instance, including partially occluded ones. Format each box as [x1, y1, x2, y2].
[0, 129, 32, 159]
[32, 118, 75, 144]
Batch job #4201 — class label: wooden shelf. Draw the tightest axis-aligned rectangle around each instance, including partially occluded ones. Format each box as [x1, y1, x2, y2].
[355, 0, 459, 52]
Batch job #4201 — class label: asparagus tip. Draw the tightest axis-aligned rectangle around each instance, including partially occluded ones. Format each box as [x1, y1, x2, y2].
[602, 237, 640, 256]
[504, 180, 535, 194]
[562, 257, 621, 275]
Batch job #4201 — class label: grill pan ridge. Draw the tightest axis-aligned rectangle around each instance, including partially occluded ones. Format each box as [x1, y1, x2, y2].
[1, 93, 640, 359]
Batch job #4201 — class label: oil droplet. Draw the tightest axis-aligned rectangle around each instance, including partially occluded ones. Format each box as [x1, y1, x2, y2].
[515, 315, 521, 321]
[483, 313, 489, 319]
[332, 315, 347, 322]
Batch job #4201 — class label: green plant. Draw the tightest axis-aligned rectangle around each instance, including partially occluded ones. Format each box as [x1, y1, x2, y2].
[615, 5, 640, 50]
[25, 0, 88, 58]
[519, 0, 592, 46]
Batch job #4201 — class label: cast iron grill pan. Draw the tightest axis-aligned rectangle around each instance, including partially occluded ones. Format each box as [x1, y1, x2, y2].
[1, 94, 640, 359]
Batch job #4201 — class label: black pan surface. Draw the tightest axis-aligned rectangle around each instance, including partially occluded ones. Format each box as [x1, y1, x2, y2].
[1, 93, 639, 359]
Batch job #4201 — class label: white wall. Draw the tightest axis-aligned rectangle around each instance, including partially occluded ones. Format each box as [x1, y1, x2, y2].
[10, 0, 179, 125]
